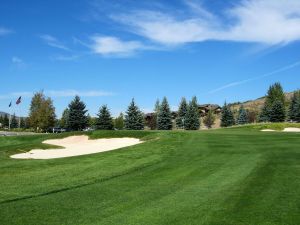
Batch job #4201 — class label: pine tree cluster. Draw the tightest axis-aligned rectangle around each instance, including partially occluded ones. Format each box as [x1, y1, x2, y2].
[288, 91, 300, 122]
[124, 99, 144, 130]
[221, 103, 235, 127]
[176, 97, 188, 129]
[259, 82, 286, 122]
[67, 96, 88, 131]
[157, 97, 173, 130]
[237, 105, 249, 125]
[185, 97, 200, 130]
[2, 82, 299, 133]
[96, 105, 114, 130]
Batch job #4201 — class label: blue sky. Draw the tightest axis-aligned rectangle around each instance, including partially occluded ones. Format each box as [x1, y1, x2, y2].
[1, 0, 300, 117]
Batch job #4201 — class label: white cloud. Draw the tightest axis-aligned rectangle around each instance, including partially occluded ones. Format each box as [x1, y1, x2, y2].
[111, 11, 216, 45]
[111, 0, 300, 46]
[224, 0, 300, 45]
[12, 57, 23, 64]
[51, 54, 80, 61]
[208, 59, 300, 94]
[46, 90, 115, 97]
[0, 27, 12, 36]
[11, 56, 26, 68]
[0, 90, 115, 99]
[0, 91, 31, 100]
[40, 34, 70, 51]
[90, 35, 146, 56]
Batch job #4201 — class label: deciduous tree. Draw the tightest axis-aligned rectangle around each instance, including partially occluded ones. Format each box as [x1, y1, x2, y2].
[114, 113, 124, 130]
[28, 91, 56, 132]
[203, 109, 215, 129]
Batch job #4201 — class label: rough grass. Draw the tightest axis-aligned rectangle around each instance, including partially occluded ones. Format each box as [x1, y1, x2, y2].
[231, 122, 300, 131]
[0, 126, 300, 225]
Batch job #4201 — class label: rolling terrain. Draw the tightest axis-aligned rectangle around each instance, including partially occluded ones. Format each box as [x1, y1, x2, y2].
[0, 126, 300, 225]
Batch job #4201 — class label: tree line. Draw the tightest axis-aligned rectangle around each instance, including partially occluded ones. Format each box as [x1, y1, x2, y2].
[0, 114, 27, 129]
[220, 82, 300, 127]
[1, 82, 299, 132]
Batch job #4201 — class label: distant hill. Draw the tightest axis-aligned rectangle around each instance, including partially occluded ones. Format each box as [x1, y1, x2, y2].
[229, 91, 295, 113]
[0, 111, 9, 117]
[0, 111, 26, 119]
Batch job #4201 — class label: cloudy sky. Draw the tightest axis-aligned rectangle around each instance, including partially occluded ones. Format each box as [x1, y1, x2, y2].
[1, 0, 300, 117]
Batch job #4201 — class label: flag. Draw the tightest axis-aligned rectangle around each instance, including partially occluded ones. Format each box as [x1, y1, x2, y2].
[16, 96, 22, 105]
[9, 101, 12, 107]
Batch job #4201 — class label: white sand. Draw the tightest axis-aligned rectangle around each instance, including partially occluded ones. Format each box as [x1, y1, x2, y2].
[261, 127, 300, 132]
[283, 127, 300, 132]
[11, 135, 143, 160]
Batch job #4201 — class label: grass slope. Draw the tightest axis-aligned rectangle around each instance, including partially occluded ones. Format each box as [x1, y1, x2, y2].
[0, 127, 300, 225]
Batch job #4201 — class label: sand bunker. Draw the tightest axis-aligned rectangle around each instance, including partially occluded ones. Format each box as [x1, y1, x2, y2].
[11, 135, 143, 159]
[261, 129, 276, 132]
[283, 128, 300, 132]
[261, 127, 300, 132]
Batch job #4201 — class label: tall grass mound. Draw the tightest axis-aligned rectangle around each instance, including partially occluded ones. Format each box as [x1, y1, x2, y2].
[230, 122, 300, 131]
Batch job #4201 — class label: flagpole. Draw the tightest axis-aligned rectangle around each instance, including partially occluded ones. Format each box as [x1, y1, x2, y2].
[18, 106, 21, 129]
[8, 101, 12, 130]
[15, 96, 22, 129]
[8, 113, 11, 130]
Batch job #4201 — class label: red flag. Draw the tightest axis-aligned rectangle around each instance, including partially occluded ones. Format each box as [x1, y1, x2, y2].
[16, 96, 22, 105]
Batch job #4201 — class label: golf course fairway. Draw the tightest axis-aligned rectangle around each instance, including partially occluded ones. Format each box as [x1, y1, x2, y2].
[0, 127, 300, 225]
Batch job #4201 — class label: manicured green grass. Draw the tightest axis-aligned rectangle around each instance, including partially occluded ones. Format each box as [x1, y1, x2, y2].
[0, 126, 300, 225]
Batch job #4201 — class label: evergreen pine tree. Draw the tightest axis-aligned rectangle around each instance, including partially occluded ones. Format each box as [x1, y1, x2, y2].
[114, 113, 124, 130]
[96, 105, 114, 130]
[124, 99, 144, 130]
[221, 102, 235, 127]
[157, 97, 172, 130]
[260, 82, 286, 122]
[87, 114, 96, 128]
[294, 98, 300, 122]
[203, 109, 215, 129]
[288, 91, 300, 122]
[185, 96, 200, 130]
[3, 114, 9, 127]
[67, 96, 88, 131]
[237, 105, 249, 125]
[0, 116, 3, 128]
[11, 114, 18, 128]
[176, 97, 188, 129]
[258, 104, 270, 122]
[269, 100, 286, 122]
[60, 108, 69, 128]
[154, 99, 160, 113]
[24, 117, 30, 129]
[265, 83, 285, 107]
[20, 117, 26, 129]
[148, 99, 160, 130]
